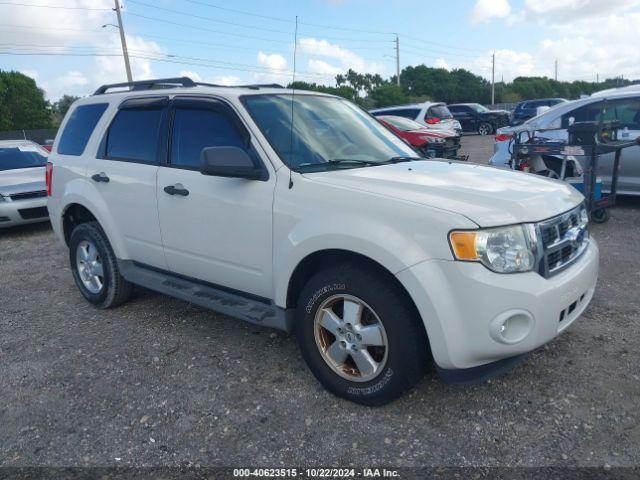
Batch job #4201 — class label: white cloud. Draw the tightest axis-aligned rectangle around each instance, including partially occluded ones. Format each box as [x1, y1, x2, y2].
[297, 37, 386, 77]
[179, 70, 242, 86]
[257, 52, 287, 72]
[470, 0, 512, 23]
[307, 59, 343, 76]
[434, 58, 451, 71]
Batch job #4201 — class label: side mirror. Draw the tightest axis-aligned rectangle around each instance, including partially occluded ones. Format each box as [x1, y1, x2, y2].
[200, 146, 262, 180]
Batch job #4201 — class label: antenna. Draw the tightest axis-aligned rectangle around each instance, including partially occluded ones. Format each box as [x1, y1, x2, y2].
[288, 15, 298, 190]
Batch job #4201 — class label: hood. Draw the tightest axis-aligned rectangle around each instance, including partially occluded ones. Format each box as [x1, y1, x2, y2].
[303, 161, 583, 227]
[0, 167, 46, 196]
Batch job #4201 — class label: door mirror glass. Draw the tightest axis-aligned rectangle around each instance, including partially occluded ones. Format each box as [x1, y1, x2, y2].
[200, 146, 262, 180]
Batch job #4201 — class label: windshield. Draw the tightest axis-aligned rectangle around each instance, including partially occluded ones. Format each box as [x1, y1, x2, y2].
[0, 145, 48, 171]
[380, 116, 425, 131]
[243, 94, 419, 171]
[472, 104, 490, 113]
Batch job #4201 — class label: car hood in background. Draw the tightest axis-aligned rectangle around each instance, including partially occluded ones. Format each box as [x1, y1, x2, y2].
[304, 160, 582, 227]
[0, 167, 46, 196]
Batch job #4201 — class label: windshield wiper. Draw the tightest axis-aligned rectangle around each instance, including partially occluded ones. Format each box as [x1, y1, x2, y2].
[296, 158, 379, 171]
[382, 156, 422, 163]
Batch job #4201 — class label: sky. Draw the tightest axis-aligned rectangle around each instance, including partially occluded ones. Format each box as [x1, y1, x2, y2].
[1, 0, 640, 101]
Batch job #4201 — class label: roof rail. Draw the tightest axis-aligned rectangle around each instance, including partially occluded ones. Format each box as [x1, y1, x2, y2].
[93, 77, 197, 95]
[195, 82, 285, 90]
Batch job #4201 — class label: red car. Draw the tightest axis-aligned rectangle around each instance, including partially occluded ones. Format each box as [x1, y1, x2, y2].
[376, 115, 464, 160]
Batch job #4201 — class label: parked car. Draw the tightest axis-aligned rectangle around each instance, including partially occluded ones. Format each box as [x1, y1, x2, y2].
[447, 103, 510, 135]
[0, 140, 49, 228]
[48, 77, 598, 406]
[511, 98, 568, 125]
[490, 88, 640, 195]
[370, 102, 462, 135]
[376, 115, 462, 159]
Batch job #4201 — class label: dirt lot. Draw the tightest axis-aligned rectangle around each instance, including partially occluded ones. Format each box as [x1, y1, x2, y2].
[1, 135, 639, 470]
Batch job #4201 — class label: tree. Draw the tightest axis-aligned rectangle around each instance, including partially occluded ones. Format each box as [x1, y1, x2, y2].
[0, 70, 51, 130]
[51, 94, 80, 126]
[369, 84, 408, 107]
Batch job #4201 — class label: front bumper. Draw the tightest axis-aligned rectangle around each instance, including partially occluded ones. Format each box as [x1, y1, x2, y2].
[397, 238, 599, 370]
[0, 197, 49, 228]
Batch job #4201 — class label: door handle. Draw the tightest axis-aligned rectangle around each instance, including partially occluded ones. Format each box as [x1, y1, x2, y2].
[91, 172, 110, 183]
[163, 184, 189, 197]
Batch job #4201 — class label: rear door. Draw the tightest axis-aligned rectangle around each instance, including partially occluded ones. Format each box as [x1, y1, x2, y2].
[87, 96, 168, 268]
[156, 97, 274, 298]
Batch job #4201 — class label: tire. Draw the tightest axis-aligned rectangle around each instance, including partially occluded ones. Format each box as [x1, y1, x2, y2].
[478, 122, 493, 135]
[69, 221, 133, 309]
[295, 262, 429, 406]
[590, 208, 610, 224]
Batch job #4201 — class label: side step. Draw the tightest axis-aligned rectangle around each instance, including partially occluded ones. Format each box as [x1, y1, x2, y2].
[118, 260, 293, 332]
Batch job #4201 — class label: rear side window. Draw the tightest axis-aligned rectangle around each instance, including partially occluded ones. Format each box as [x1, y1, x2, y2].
[58, 103, 108, 156]
[170, 108, 245, 168]
[105, 108, 164, 163]
[379, 108, 420, 119]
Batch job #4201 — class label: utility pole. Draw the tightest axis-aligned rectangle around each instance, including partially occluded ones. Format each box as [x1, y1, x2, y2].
[596, 73, 599, 83]
[114, 0, 132, 83]
[554, 58, 558, 81]
[395, 34, 400, 86]
[491, 52, 495, 105]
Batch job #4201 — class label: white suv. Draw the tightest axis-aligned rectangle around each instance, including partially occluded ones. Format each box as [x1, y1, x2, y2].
[370, 102, 462, 135]
[47, 78, 599, 405]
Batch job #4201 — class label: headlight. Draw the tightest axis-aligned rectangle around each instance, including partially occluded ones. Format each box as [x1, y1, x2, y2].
[449, 225, 535, 273]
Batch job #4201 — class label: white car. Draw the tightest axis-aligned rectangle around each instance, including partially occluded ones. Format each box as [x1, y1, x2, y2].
[370, 102, 462, 135]
[490, 87, 640, 195]
[47, 77, 598, 405]
[0, 140, 49, 228]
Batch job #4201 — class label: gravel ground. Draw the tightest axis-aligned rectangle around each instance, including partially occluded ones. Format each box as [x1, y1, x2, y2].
[1, 135, 639, 470]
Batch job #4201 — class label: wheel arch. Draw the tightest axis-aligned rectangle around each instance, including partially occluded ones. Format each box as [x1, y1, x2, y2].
[284, 248, 428, 336]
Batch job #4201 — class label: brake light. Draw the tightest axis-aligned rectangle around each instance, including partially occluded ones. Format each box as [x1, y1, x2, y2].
[45, 162, 53, 196]
[495, 133, 512, 142]
[425, 117, 440, 125]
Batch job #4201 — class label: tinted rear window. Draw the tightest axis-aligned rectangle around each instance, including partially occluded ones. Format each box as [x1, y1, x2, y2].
[105, 108, 164, 163]
[426, 105, 453, 119]
[58, 103, 109, 156]
[0, 146, 47, 171]
[376, 108, 420, 119]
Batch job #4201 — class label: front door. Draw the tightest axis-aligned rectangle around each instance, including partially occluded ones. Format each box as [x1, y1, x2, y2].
[156, 97, 275, 299]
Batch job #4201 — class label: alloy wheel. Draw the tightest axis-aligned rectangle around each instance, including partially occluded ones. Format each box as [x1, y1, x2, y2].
[76, 239, 104, 294]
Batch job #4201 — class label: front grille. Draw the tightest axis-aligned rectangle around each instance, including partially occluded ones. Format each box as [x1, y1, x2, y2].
[10, 190, 47, 201]
[18, 206, 48, 220]
[536, 205, 588, 277]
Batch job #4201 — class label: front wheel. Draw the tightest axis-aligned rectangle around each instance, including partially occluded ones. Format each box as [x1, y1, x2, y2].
[295, 263, 429, 406]
[478, 122, 493, 135]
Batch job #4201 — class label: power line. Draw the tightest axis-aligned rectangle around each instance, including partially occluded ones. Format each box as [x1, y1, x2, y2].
[125, 11, 292, 44]
[0, 1, 110, 11]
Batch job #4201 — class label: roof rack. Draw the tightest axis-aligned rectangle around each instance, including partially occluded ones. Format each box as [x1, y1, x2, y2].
[93, 77, 196, 95]
[93, 77, 286, 95]
[195, 82, 285, 90]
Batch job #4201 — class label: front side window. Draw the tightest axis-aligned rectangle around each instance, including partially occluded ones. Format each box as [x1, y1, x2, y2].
[58, 103, 108, 156]
[243, 94, 418, 171]
[472, 104, 490, 113]
[0, 144, 48, 171]
[170, 108, 245, 168]
[105, 108, 164, 163]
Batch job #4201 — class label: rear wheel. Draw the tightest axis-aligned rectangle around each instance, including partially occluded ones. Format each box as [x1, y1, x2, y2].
[478, 122, 493, 135]
[295, 263, 429, 406]
[69, 222, 133, 309]
[590, 208, 610, 224]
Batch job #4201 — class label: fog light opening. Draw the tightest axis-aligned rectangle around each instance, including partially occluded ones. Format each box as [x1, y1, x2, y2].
[490, 310, 534, 345]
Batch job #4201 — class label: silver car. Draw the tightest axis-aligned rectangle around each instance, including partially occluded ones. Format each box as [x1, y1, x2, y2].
[0, 140, 49, 228]
[489, 87, 640, 195]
